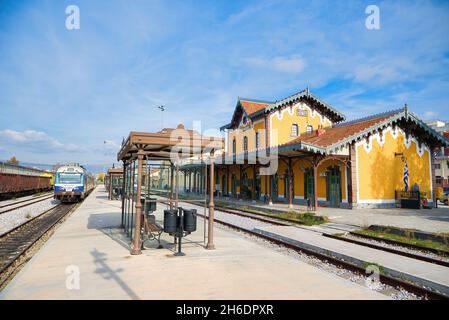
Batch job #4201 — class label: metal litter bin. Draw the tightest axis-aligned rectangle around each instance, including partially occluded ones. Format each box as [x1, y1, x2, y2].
[163, 209, 177, 234]
[183, 208, 197, 232]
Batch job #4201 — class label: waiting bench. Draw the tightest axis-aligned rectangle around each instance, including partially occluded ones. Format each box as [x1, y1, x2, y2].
[142, 214, 163, 249]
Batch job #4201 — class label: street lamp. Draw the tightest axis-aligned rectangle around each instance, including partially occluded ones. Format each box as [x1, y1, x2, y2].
[157, 105, 165, 130]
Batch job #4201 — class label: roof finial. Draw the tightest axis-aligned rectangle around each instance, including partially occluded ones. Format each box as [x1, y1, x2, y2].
[404, 103, 408, 117]
[306, 86, 309, 93]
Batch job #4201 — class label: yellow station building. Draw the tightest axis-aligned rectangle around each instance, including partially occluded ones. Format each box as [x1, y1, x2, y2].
[183, 88, 449, 209]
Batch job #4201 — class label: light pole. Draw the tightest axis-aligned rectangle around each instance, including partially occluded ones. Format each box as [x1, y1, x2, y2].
[157, 105, 165, 130]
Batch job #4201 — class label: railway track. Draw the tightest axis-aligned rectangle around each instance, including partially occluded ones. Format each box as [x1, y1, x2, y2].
[166, 198, 449, 300]
[0, 194, 54, 215]
[323, 233, 449, 268]
[0, 203, 76, 288]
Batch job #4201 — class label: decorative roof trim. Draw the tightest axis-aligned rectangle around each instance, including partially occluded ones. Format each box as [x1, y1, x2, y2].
[260, 89, 346, 122]
[325, 108, 449, 153]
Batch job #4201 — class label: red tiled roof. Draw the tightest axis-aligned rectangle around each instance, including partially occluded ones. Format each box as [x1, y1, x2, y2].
[240, 100, 271, 116]
[284, 110, 402, 148]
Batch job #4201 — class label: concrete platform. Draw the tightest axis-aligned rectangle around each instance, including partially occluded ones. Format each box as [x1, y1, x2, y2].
[214, 197, 449, 233]
[0, 186, 386, 300]
[254, 225, 449, 296]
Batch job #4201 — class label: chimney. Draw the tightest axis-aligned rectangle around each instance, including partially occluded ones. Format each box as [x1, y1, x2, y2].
[316, 128, 326, 136]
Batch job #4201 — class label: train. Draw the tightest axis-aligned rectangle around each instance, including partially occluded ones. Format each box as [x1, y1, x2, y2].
[54, 164, 95, 202]
[0, 162, 54, 200]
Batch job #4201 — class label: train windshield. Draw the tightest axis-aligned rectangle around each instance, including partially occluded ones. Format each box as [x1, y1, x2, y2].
[58, 173, 82, 184]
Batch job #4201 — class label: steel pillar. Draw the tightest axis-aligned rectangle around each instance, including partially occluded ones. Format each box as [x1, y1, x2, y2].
[206, 156, 215, 250]
[131, 151, 144, 255]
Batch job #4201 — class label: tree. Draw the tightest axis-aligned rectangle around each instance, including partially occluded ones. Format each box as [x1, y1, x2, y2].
[97, 172, 105, 183]
[435, 187, 444, 201]
[6, 156, 19, 165]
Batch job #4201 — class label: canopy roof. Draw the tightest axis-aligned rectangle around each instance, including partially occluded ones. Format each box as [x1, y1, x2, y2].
[107, 167, 123, 175]
[117, 124, 224, 162]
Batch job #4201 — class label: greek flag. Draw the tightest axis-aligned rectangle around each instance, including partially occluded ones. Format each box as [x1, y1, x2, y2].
[403, 160, 409, 192]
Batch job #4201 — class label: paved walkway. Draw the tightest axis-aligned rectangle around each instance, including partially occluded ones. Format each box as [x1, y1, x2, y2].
[0, 186, 385, 300]
[212, 197, 449, 233]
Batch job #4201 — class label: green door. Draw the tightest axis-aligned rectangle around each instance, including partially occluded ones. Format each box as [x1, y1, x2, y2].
[328, 167, 341, 207]
[231, 175, 237, 196]
[255, 176, 261, 200]
[304, 170, 314, 202]
[271, 174, 278, 202]
[222, 175, 227, 196]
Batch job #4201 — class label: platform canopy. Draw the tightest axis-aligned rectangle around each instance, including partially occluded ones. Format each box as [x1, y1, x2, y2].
[107, 167, 123, 175]
[117, 124, 224, 162]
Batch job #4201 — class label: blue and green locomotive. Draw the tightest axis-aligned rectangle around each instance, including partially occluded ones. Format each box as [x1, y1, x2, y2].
[54, 164, 95, 202]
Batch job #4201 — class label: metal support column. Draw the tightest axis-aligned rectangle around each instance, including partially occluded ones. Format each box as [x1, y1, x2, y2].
[131, 151, 144, 255]
[170, 163, 174, 210]
[206, 155, 215, 250]
[313, 159, 318, 211]
[109, 172, 113, 200]
[288, 157, 293, 208]
[120, 162, 126, 228]
[252, 164, 256, 200]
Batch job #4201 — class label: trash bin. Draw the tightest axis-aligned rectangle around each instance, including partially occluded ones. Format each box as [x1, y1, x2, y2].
[141, 197, 157, 214]
[163, 209, 177, 234]
[183, 208, 197, 232]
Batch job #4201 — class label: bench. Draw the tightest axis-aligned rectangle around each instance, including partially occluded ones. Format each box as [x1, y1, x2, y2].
[142, 214, 163, 249]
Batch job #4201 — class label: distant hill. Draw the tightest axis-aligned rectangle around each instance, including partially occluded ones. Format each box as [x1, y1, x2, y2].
[0, 160, 112, 174]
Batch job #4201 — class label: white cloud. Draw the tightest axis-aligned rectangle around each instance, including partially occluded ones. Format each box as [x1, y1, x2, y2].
[423, 111, 438, 119]
[0, 129, 84, 153]
[102, 139, 121, 155]
[247, 55, 306, 74]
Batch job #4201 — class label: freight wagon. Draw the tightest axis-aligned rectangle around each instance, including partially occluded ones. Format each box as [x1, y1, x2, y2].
[0, 162, 53, 200]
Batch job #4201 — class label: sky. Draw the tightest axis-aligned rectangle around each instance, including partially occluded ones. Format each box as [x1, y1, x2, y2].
[1, 0, 449, 169]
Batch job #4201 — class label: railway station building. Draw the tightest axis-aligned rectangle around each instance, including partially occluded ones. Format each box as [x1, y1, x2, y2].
[182, 88, 449, 209]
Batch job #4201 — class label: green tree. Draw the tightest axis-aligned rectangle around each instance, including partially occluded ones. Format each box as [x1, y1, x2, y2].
[6, 156, 19, 165]
[97, 172, 105, 183]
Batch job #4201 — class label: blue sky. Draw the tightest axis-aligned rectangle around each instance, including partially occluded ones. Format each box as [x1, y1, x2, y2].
[1, 0, 449, 168]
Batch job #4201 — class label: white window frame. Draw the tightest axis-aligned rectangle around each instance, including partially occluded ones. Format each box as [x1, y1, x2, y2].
[291, 124, 298, 137]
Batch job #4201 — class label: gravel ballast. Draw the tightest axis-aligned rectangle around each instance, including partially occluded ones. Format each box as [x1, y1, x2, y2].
[0, 198, 60, 236]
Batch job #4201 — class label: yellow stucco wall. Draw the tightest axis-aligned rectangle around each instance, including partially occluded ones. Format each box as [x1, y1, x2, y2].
[227, 102, 332, 153]
[357, 126, 432, 202]
[227, 119, 265, 154]
[270, 102, 332, 147]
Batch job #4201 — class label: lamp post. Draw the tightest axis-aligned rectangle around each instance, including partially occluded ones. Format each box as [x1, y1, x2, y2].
[157, 105, 165, 130]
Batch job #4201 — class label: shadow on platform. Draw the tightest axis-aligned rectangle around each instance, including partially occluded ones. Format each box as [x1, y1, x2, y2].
[91, 248, 140, 299]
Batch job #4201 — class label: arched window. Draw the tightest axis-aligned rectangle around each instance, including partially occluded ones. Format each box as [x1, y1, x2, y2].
[291, 124, 298, 137]
[306, 125, 313, 134]
[232, 138, 236, 154]
[243, 136, 248, 151]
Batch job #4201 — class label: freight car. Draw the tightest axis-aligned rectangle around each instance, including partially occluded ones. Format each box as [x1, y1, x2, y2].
[54, 164, 95, 202]
[0, 162, 53, 200]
